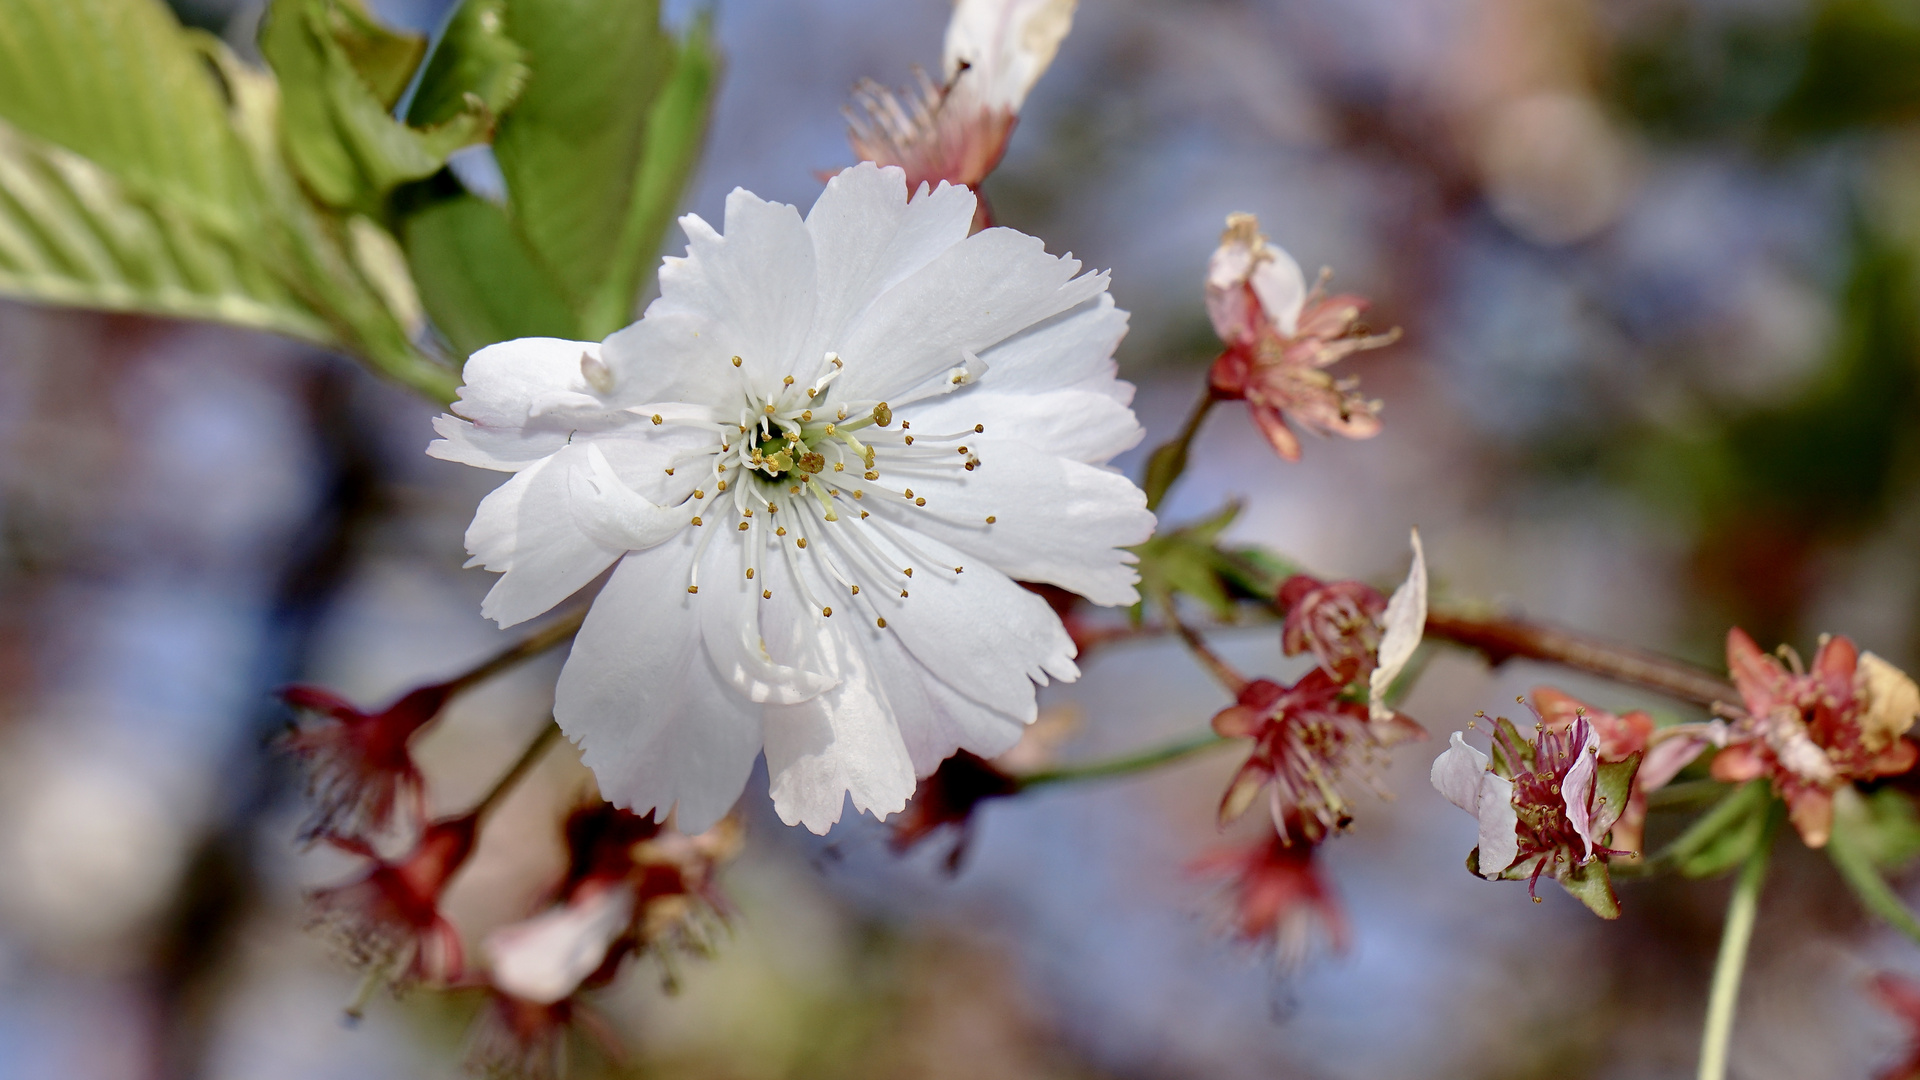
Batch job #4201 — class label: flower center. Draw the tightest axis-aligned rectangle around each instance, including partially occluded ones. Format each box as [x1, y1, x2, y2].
[662, 352, 994, 629]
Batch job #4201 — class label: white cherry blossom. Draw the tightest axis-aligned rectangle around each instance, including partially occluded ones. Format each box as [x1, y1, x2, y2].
[430, 164, 1152, 834]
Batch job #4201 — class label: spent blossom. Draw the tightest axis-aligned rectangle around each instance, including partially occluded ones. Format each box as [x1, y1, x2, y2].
[1711, 628, 1919, 848]
[1431, 711, 1640, 918]
[430, 164, 1152, 835]
[889, 749, 1021, 871]
[306, 814, 477, 992]
[470, 806, 741, 1077]
[1190, 819, 1349, 969]
[1205, 213, 1399, 462]
[278, 680, 452, 845]
[847, 0, 1077, 220]
[1530, 686, 1714, 856]
[1215, 531, 1427, 842]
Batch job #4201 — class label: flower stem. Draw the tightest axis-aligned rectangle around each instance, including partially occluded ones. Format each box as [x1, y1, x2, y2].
[1157, 592, 1248, 696]
[1142, 392, 1217, 512]
[1423, 610, 1737, 710]
[445, 607, 587, 695]
[471, 721, 562, 821]
[1016, 729, 1231, 790]
[1697, 797, 1784, 1080]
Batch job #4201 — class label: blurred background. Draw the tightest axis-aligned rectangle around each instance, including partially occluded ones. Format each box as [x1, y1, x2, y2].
[4, 0, 1920, 1076]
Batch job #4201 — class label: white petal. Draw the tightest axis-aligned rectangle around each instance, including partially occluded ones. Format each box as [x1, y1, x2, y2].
[1562, 726, 1599, 858]
[695, 529, 837, 707]
[942, 0, 1078, 111]
[799, 164, 977, 364]
[483, 886, 634, 1005]
[966, 292, 1132, 403]
[1250, 244, 1307, 337]
[873, 437, 1152, 606]
[1476, 774, 1520, 878]
[429, 338, 624, 471]
[1370, 528, 1428, 723]
[762, 617, 918, 834]
[905, 386, 1141, 466]
[832, 227, 1108, 405]
[428, 413, 569, 472]
[566, 442, 694, 552]
[842, 526, 1078, 720]
[467, 446, 626, 627]
[605, 189, 817, 402]
[555, 542, 764, 834]
[448, 337, 606, 429]
[1430, 731, 1490, 815]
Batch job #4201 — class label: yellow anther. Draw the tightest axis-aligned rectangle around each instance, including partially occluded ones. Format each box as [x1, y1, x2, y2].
[833, 462, 845, 472]
[899, 589, 908, 597]
[872, 403, 892, 427]
[864, 471, 878, 481]
[861, 510, 869, 518]
[687, 585, 699, 594]
[783, 375, 795, 386]
[763, 589, 772, 599]
[738, 522, 749, 531]
[807, 388, 817, 398]
[796, 538, 808, 549]
[731, 356, 743, 367]
[767, 503, 777, 513]
[953, 566, 964, 574]
[652, 414, 663, 425]
[764, 404, 776, 414]
[903, 488, 914, 498]
[822, 606, 832, 617]
[776, 526, 788, 536]
[853, 490, 864, 499]
[664, 467, 675, 475]
[717, 480, 729, 492]
[691, 516, 703, 526]
[915, 497, 926, 506]
[802, 410, 813, 421]
[876, 617, 887, 628]
[747, 568, 755, 579]
[901, 421, 910, 430]
[829, 354, 843, 368]
[973, 424, 984, 433]
[744, 508, 753, 517]
[851, 585, 861, 595]
[693, 489, 705, 499]
[904, 568, 913, 578]
[825, 423, 837, 435]
[904, 435, 915, 445]
[985, 515, 996, 524]
[957, 446, 968, 454]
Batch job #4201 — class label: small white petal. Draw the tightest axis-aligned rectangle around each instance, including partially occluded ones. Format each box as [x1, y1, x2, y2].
[1431, 731, 1491, 815]
[1476, 774, 1520, 878]
[1562, 726, 1600, 858]
[1370, 528, 1428, 723]
[942, 0, 1078, 112]
[764, 618, 917, 834]
[467, 447, 625, 628]
[483, 886, 634, 1005]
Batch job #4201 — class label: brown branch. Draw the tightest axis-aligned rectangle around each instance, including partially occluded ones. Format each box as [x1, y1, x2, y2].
[1424, 610, 1736, 710]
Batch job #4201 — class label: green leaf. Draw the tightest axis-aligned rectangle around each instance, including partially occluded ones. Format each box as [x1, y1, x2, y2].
[262, 0, 489, 210]
[1134, 502, 1244, 619]
[406, 0, 529, 128]
[0, 117, 330, 341]
[1832, 785, 1920, 871]
[1216, 545, 1302, 600]
[0, 0, 259, 234]
[1557, 858, 1622, 919]
[1142, 438, 1188, 513]
[1829, 787, 1920, 945]
[1592, 752, 1641, 840]
[321, 0, 426, 108]
[397, 183, 576, 357]
[489, 0, 718, 337]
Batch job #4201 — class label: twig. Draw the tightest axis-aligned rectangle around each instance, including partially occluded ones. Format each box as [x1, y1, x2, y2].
[1424, 610, 1737, 710]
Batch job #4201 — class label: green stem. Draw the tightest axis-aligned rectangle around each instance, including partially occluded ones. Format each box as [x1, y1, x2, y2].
[445, 607, 587, 695]
[1016, 730, 1230, 790]
[471, 721, 562, 821]
[1697, 797, 1783, 1080]
[1142, 392, 1217, 512]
